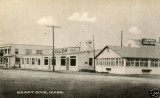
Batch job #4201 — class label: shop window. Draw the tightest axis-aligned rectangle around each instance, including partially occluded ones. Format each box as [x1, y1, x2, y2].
[44, 57, 48, 65]
[15, 49, 19, 55]
[61, 56, 66, 66]
[89, 58, 93, 66]
[70, 56, 76, 66]
[52, 57, 56, 65]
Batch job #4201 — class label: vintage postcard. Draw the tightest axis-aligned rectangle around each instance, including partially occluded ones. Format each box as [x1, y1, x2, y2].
[0, 0, 160, 98]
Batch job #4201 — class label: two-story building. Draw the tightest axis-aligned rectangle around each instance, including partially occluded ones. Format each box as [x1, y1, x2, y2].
[0, 44, 101, 71]
[0, 44, 52, 68]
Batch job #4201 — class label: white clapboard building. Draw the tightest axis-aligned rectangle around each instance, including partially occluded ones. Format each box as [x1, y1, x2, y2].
[95, 45, 160, 74]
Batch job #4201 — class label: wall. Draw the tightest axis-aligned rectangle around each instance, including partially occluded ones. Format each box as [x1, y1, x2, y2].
[96, 66, 124, 74]
[124, 67, 160, 74]
[78, 50, 101, 71]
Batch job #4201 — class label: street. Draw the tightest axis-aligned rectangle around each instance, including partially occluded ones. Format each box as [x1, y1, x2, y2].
[0, 69, 160, 98]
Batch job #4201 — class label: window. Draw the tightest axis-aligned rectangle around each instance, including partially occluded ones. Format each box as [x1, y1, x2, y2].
[25, 49, 32, 55]
[8, 49, 10, 54]
[52, 57, 56, 65]
[89, 58, 93, 66]
[5, 49, 7, 54]
[119, 58, 122, 66]
[61, 56, 66, 66]
[44, 57, 48, 65]
[126, 59, 130, 66]
[116, 58, 118, 66]
[126, 59, 135, 66]
[22, 58, 24, 64]
[15, 58, 20, 65]
[111, 58, 115, 66]
[15, 49, 19, 54]
[135, 59, 139, 67]
[36, 50, 43, 55]
[32, 58, 35, 65]
[108, 58, 110, 66]
[27, 58, 29, 64]
[38, 58, 41, 65]
[151, 60, 158, 67]
[70, 56, 76, 66]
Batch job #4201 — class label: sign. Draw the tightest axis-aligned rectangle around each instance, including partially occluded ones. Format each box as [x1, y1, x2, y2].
[55, 47, 80, 54]
[43, 47, 80, 54]
[142, 38, 156, 45]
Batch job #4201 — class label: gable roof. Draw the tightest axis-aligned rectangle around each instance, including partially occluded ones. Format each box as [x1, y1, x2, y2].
[95, 45, 160, 59]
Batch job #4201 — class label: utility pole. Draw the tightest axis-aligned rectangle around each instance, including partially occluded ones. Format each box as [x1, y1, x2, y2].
[121, 30, 123, 47]
[93, 35, 96, 72]
[46, 25, 60, 71]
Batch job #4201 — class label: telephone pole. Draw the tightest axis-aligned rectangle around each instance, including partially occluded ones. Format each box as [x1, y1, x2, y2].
[46, 25, 60, 71]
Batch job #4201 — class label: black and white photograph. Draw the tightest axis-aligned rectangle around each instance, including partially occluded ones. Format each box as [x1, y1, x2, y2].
[0, 0, 160, 98]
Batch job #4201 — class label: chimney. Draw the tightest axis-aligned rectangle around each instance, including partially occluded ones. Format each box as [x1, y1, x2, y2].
[121, 31, 123, 47]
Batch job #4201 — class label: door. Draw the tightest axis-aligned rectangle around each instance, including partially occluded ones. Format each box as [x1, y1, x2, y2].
[5, 58, 8, 68]
[66, 57, 69, 70]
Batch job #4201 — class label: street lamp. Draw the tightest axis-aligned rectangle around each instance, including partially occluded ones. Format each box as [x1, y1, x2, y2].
[46, 25, 60, 71]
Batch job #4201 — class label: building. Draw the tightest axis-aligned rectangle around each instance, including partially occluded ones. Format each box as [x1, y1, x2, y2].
[0, 44, 52, 68]
[0, 44, 101, 71]
[21, 47, 101, 71]
[95, 45, 160, 74]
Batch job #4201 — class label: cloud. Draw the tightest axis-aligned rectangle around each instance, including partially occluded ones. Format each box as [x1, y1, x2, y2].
[68, 12, 96, 23]
[128, 26, 141, 34]
[37, 16, 56, 26]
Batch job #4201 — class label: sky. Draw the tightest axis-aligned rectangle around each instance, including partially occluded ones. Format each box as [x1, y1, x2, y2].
[0, 0, 160, 49]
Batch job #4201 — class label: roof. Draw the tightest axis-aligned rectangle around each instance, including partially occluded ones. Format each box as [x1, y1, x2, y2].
[95, 45, 160, 59]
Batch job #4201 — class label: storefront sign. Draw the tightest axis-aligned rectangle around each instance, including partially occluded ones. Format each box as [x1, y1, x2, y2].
[55, 48, 68, 53]
[55, 48, 80, 54]
[43, 47, 80, 54]
[142, 38, 156, 45]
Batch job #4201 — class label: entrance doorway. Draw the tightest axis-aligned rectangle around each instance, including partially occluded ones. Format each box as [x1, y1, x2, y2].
[15, 58, 21, 68]
[5, 58, 8, 67]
